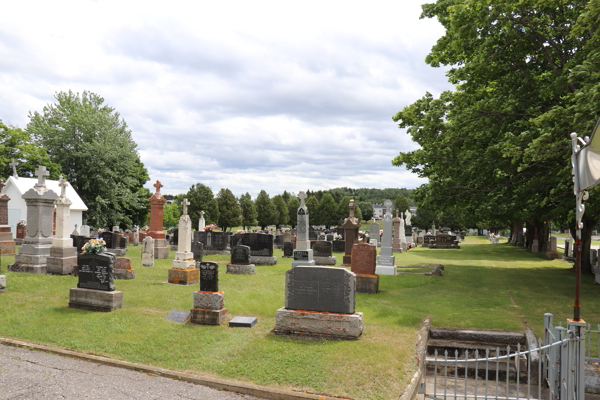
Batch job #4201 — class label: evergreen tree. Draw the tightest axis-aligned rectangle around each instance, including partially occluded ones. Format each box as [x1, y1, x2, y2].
[186, 183, 219, 227]
[272, 195, 289, 229]
[318, 193, 338, 228]
[239, 192, 257, 230]
[217, 188, 241, 232]
[305, 195, 320, 226]
[255, 190, 276, 230]
[287, 196, 300, 228]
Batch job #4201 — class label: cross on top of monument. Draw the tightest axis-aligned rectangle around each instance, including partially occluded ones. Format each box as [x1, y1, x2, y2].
[200, 210, 205, 218]
[34, 165, 49, 186]
[9, 159, 18, 178]
[58, 175, 68, 197]
[183, 198, 190, 215]
[396, 209, 399, 218]
[153, 180, 163, 194]
[348, 199, 356, 218]
[298, 191, 307, 208]
[384, 199, 392, 210]
[0, 179, 4, 195]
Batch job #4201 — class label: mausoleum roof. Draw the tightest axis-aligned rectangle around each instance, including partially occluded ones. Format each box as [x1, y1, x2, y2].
[5, 176, 88, 211]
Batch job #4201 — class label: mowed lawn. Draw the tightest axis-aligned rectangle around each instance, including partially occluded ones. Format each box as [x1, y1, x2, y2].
[0, 236, 598, 400]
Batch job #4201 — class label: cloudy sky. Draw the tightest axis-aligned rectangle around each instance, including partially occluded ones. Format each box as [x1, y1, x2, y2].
[1, 0, 453, 198]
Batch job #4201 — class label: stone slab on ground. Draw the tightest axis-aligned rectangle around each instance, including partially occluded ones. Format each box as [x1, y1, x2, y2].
[7, 263, 47, 274]
[229, 317, 257, 328]
[68, 288, 124, 312]
[273, 308, 364, 340]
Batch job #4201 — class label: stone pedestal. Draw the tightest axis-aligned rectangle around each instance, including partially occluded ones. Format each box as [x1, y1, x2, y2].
[47, 247, 78, 275]
[227, 264, 256, 274]
[0, 275, 5, 293]
[154, 239, 169, 259]
[114, 257, 136, 280]
[273, 308, 364, 340]
[249, 255, 277, 265]
[168, 268, 200, 285]
[68, 288, 123, 312]
[0, 226, 16, 254]
[46, 192, 78, 275]
[355, 274, 379, 294]
[190, 291, 228, 325]
[292, 249, 315, 268]
[313, 256, 336, 265]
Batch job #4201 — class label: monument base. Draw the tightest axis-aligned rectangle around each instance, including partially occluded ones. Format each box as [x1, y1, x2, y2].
[313, 256, 336, 266]
[227, 264, 256, 274]
[7, 263, 47, 274]
[427, 244, 460, 249]
[170, 245, 178, 251]
[204, 250, 230, 256]
[375, 265, 397, 275]
[114, 269, 136, 279]
[47, 246, 78, 275]
[250, 256, 277, 266]
[107, 248, 128, 256]
[68, 288, 124, 312]
[168, 268, 200, 285]
[142, 254, 154, 267]
[155, 246, 169, 259]
[15, 238, 25, 246]
[273, 308, 364, 340]
[292, 259, 315, 268]
[0, 275, 5, 293]
[0, 240, 16, 255]
[355, 274, 379, 294]
[342, 255, 352, 265]
[190, 308, 228, 325]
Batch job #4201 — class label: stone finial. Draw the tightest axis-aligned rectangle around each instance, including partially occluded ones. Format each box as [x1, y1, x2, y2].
[298, 191, 307, 208]
[9, 159, 18, 178]
[200, 210, 205, 218]
[34, 165, 49, 187]
[58, 175, 68, 197]
[395, 209, 399, 218]
[348, 199, 356, 218]
[183, 198, 190, 215]
[153, 180, 164, 194]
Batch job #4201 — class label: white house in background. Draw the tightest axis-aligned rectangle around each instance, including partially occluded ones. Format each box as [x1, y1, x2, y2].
[4, 176, 88, 238]
[372, 204, 418, 219]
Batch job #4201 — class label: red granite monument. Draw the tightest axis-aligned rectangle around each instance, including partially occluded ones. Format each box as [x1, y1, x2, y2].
[148, 180, 169, 258]
[342, 199, 360, 266]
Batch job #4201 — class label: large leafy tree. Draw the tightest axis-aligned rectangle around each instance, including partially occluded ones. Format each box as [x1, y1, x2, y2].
[217, 188, 241, 232]
[318, 193, 338, 228]
[255, 190, 276, 230]
[163, 201, 180, 229]
[393, 0, 598, 272]
[0, 121, 59, 179]
[186, 183, 219, 227]
[272, 195, 289, 229]
[393, 195, 409, 219]
[239, 192, 257, 230]
[27, 90, 149, 228]
[306, 195, 320, 227]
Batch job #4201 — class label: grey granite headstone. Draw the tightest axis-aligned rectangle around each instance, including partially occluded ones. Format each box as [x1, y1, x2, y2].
[283, 242, 294, 257]
[313, 241, 332, 257]
[284, 266, 356, 314]
[231, 245, 251, 265]
[192, 241, 204, 262]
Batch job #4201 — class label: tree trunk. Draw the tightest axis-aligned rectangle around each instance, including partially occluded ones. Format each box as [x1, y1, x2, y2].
[570, 217, 596, 275]
[525, 221, 535, 249]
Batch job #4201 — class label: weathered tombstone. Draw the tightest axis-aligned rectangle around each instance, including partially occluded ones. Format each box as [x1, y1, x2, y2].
[119, 237, 128, 249]
[392, 210, 402, 253]
[9, 166, 58, 274]
[273, 266, 364, 339]
[228, 245, 255, 274]
[69, 252, 123, 312]
[47, 176, 78, 275]
[532, 238, 539, 253]
[169, 199, 199, 285]
[375, 200, 396, 275]
[80, 225, 90, 237]
[283, 241, 294, 258]
[351, 243, 379, 294]
[142, 236, 155, 267]
[342, 200, 360, 265]
[0, 180, 17, 255]
[133, 228, 139, 246]
[0, 275, 5, 293]
[369, 219, 380, 247]
[191, 261, 228, 325]
[114, 256, 135, 279]
[312, 240, 336, 265]
[292, 192, 315, 268]
[198, 210, 205, 232]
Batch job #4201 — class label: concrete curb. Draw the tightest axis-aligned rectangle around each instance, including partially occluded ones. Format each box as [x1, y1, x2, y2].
[399, 318, 431, 400]
[0, 337, 350, 400]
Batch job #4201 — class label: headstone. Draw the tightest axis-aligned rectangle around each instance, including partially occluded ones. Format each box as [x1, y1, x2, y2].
[342, 199, 360, 265]
[142, 236, 154, 267]
[0, 179, 16, 255]
[199, 262, 219, 292]
[392, 210, 402, 253]
[369, 220, 380, 247]
[231, 245, 251, 265]
[192, 241, 204, 262]
[313, 240, 336, 265]
[47, 175, 78, 275]
[169, 198, 198, 285]
[550, 236, 557, 252]
[133, 228, 139, 246]
[77, 253, 116, 291]
[332, 240, 346, 253]
[229, 317, 257, 328]
[351, 243, 377, 275]
[198, 210, 205, 232]
[112, 225, 120, 233]
[194, 231, 229, 253]
[232, 233, 273, 256]
[119, 237, 128, 248]
[376, 199, 396, 275]
[283, 241, 294, 258]
[8, 165, 58, 274]
[80, 225, 90, 236]
[326, 234, 334, 241]
[102, 231, 117, 249]
[292, 192, 315, 268]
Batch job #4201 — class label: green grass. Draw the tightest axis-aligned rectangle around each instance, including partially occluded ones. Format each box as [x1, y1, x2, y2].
[1, 237, 599, 399]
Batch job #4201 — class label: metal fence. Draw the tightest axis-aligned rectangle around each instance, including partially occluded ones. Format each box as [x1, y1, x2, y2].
[422, 314, 586, 400]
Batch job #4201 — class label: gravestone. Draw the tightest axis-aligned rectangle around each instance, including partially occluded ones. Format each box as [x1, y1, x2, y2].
[283, 242, 294, 258]
[80, 225, 90, 237]
[232, 232, 275, 265]
[369, 220, 380, 247]
[429, 233, 460, 249]
[292, 192, 315, 268]
[191, 261, 228, 325]
[227, 245, 255, 274]
[312, 240, 336, 265]
[200, 262, 219, 292]
[69, 252, 123, 312]
[332, 240, 346, 253]
[375, 200, 396, 275]
[114, 256, 135, 279]
[342, 199, 360, 265]
[194, 231, 230, 254]
[274, 266, 364, 339]
[47, 176, 78, 275]
[198, 210, 205, 232]
[351, 243, 379, 294]
[169, 198, 199, 285]
[9, 165, 58, 274]
[192, 241, 204, 262]
[148, 180, 168, 259]
[142, 236, 155, 267]
[392, 210, 402, 253]
[0, 179, 16, 255]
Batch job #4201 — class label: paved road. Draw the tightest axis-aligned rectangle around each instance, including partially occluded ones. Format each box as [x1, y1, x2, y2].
[0, 344, 262, 400]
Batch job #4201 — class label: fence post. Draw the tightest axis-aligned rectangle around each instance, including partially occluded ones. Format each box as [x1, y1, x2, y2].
[557, 327, 567, 400]
[568, 319, 586, 400]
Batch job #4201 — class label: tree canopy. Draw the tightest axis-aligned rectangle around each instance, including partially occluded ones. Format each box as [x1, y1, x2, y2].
[217, 188, 241, 231]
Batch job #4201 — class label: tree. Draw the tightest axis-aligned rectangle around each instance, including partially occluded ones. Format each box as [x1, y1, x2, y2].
[337, 196, 353, 223]
[357, 201, 373, 221]
[27, 90, 149, 229]
[272, 195, 289, 229]
[255, 190, 276, 230]
[0, 121, 59, 179]
[305, 195, 320, 227]
[394, 195, 409, 218]
[163, 201, 180, 229]
[318, 193, 338, 228]
[186, 183, 219, 228]
[239, 192, 257, 230]
[287, 196, 300, 228]
[217, 188, 241, 232]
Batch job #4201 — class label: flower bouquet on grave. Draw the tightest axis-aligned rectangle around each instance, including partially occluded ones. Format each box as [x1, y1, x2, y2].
[81, 239, 106, 255]
[16, 220, 27, 227]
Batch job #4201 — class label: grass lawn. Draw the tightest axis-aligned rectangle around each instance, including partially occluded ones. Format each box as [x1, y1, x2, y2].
[1, 236, 599, 400]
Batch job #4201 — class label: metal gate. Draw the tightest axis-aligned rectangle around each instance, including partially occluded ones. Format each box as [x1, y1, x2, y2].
[422, 314, 586, 400]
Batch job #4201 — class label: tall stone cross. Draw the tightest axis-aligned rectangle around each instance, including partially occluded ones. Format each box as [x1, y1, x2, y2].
[200, 210, 205, 218]
[58, 175, 68, 197]
[9, 159, 18, 177]
[298, 191, 307, 208]
[35, 165, 49, 186]
[183, 198, 190, 215]
[153, 180, 163, 194]
[395, 209, 399, 218]
[383, 199, 393, 220]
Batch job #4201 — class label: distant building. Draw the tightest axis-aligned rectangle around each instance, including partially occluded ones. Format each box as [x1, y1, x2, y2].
[372, 203, 418, 219]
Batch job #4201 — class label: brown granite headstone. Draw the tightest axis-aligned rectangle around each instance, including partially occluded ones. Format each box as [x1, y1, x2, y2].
[148, 180, 166, 240]
[351, 243, 376, 275]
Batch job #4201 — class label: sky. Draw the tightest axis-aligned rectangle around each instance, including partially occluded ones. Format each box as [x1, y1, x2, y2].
[1, 0, 454, 198]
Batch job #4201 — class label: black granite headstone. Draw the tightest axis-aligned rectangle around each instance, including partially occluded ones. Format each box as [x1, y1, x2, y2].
[71, 235, 93, 253]
[199, 262, 219, 292]
[326, 234, 334, 241]
[332, 240, 346, 253]
[313, 241, 332, 257]
[283, 242, 294, 257]
[101, 231, 116, 249]
[233, 233, 273, 257]
[192, 241, 204, 262]
[77, 253, 116, 291]
[119, 237, 128, 248]
[194, 231, 228, 251]
[309, 231, 318, 241]
[231, 245, 251, 265]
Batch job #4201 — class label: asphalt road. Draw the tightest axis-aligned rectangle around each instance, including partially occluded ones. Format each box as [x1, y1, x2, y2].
[0, 344, 262, 400]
